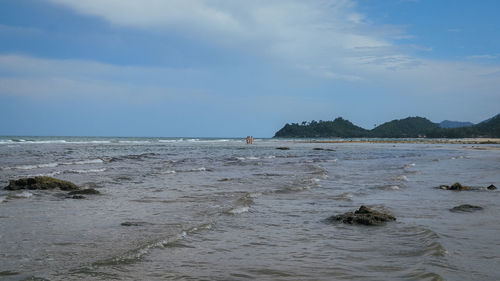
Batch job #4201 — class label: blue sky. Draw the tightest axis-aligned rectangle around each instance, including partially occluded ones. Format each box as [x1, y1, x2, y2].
[1, 0, 499, 137]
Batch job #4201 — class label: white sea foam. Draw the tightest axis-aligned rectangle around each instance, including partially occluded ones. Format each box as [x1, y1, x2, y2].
[163, 170, 176, 174]
[70, 159, 104, 165]
[158, 139, 180, 143]
[228, 206, 249, 214]
[4, 158, 104, 171]
[265, 155, 276, 159]
[247, 157, 259, 160]
[10, 191, 33, 198]
[67, 168, 106, 174]
[389, 185, 400, 190]
[404, 163, 416, 169]
[185, 167, 207, 172]
[118, 140, 152, 144]
[248, 192, 262, 198]
[25, 171, 63, 177]
[396, 175, 409, 182]
[0, 196, 6, 203]
[8, 163, 59, 170]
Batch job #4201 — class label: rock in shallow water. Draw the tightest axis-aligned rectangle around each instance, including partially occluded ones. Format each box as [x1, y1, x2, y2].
[439, 182, 496, 191]
[327, 205, 396, 226]
[68, 188, 100, 195]
[5, 176, 79, 191]
[276, 147, 290, 150]
[450, 204, 483, 212]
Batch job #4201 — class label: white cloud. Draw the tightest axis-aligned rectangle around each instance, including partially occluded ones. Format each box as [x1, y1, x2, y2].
[0, 55, 201, 102]
[9, 0, 500, 106]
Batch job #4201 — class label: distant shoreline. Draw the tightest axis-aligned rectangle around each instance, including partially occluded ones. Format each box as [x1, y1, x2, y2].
[299, 138, 500, 145]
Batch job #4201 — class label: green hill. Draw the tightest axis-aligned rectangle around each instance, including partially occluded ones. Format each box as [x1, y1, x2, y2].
[370, 117, 439, 138]
[273, 118, 368, 138]
[274, 114, 500, 138]
[428, 114, 500, 138]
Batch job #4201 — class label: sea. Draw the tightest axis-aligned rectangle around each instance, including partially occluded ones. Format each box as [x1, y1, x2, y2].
[0, 136, 499, 281]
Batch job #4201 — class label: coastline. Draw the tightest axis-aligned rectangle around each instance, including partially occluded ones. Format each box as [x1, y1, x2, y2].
[298, 138, 500, 145]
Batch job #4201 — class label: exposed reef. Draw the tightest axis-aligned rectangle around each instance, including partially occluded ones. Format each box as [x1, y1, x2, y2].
[450, 204, 483, 212]
[327, 205, 396, 226]
[5, 176, 79, 191]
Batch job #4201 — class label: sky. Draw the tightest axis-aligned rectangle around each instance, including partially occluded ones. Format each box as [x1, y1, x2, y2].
[0, 0, 499, 137]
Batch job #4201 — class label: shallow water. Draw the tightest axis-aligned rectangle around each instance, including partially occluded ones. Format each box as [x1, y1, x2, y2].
[0, 137, 499, 280]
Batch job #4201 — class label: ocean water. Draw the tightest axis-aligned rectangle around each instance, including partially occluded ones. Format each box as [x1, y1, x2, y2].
[0, 137, 499, 281]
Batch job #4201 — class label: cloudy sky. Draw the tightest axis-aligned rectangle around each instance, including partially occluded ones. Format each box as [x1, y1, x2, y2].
[1, 0, 499, 137]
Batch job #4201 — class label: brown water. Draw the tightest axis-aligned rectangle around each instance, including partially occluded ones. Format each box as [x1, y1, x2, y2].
[0, 137, 499, 280]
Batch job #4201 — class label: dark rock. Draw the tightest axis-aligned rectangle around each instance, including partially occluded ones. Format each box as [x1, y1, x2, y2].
[121, 221, 147, 227]
[313, 148, 335, 151]
[487, 184, 497, 190]
[276, 147, 290, 150]
[5, 176, 79, 191]
[450, 204, 483, 212]
[71, 195, 86, 200]
[327, 205, 396, 226]
[68, 188, 100, 195]
[449, 182, 468, 191]
[439, 182, 468, 191]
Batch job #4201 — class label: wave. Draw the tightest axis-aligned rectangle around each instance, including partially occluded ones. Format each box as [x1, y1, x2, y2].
[91, 222, 215, 267]
[66, 168, 106, 174]
[404, 163, 416, 169]
[105, 153, 157, 162]
[8, 191, 33, 199]
[236, 156, 260, 161]
[329, 192, 353, 201]
[3, 159, 104, 171]
[226, 206, 250, 214]
[396, 175, 409, 182]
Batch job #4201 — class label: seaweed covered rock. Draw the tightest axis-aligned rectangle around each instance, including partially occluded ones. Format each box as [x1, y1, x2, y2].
[276, 147, 290, 150]
[449, 182, 468, 191]
[439, 182, 496, 191]
[450, 204, 483, 212]
[439, 182, 468, 191]
[327, 205, 396, 226]
[5, 176, 79, 191]
[68, 188, 100, 195]
[313, 148, 335, 151]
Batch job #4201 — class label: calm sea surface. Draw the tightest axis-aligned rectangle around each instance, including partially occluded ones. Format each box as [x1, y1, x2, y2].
[0, 137, 499, 280]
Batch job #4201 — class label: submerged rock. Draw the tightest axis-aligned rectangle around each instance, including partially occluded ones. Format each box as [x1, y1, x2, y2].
[276, 147, 290, 150]
[70, 195, 86, 200]
[450, 204, 483, 212]
[313, 148, 335, 151]
[439, 182, 496, 191]
[449, 182, 468, 191]
[121, 221, 147, 227]
[5, 176, 79, 191]
[68, 188, 100, 195]
[439, 182, 468, 191]
[327, 205, 396, 226]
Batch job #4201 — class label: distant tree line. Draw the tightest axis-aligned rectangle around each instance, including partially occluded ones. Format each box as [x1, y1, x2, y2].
[274, 114, 500, 138]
